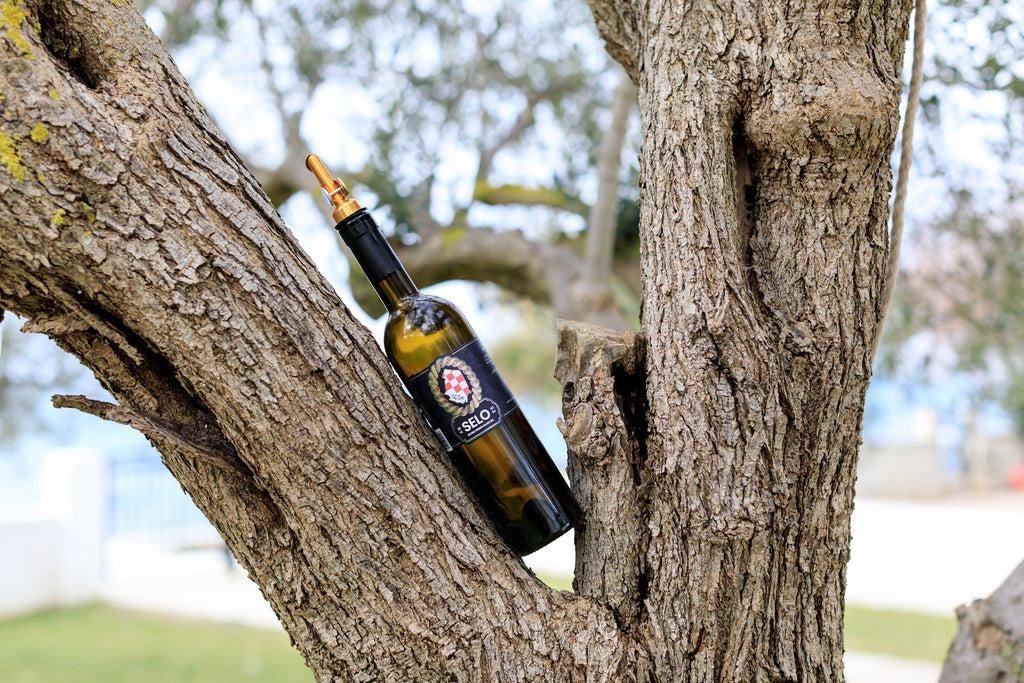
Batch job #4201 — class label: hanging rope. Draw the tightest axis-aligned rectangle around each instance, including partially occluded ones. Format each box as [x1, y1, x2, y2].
[872, 0, 927, 361]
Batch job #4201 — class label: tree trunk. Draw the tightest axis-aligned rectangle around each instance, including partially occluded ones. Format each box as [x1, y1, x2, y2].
[0, 0, 913, 681]
[590, 0, 914, 679]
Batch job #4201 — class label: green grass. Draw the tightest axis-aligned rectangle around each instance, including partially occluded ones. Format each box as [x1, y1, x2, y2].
[0, 598, 958, 680]
[0, 605, 312, 682]
[536, 572, 573, 591]
[844, 604, 958, 662]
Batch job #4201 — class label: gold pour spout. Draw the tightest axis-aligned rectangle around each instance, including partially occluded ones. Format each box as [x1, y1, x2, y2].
[306, 154, 361, 223]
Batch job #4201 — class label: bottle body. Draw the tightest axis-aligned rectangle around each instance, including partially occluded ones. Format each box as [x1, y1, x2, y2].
[383, 291, 580, 555]
[305, 155, 581, 555]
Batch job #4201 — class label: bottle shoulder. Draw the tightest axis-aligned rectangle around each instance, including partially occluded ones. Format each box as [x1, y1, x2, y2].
[385, 293, 471, 330]
[383, 294, 476, 375]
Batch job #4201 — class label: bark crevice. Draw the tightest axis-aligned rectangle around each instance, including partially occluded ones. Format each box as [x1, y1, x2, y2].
[731, 120, 773, 339]
[30, 0, 114, 89]
[609, 334, 647, 487]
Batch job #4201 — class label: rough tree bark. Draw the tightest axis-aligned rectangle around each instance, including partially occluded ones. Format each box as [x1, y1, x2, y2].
[590, 0, 914, 679]
[0, 0, 913, 681]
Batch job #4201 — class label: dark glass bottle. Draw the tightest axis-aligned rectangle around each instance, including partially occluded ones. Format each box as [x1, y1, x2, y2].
[307, 155, 581, 555]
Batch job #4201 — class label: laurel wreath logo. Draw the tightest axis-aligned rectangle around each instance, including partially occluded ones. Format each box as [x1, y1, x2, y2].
[429, 355, 482, 417]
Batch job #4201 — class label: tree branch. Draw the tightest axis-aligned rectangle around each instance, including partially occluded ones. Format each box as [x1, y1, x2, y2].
[1, 0, 638, 677]
[573, 70, 636, 330]
[52, 394, 249, 475]
[350, 220, 638, 329]
[873, 0, 927, 361]
[353, 224, 580, 318]
[941, 559, 1024, 682]
[586, 0, 640, 84]
[554, 320, 647, 630]
[472, 182, 588, 216]
[477, 98, 538, 181]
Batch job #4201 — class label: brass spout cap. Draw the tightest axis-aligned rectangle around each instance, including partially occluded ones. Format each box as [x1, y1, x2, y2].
[305, 154, 362, 223]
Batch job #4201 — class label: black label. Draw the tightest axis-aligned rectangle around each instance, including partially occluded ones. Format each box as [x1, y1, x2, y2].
[405, 339, 517, 451]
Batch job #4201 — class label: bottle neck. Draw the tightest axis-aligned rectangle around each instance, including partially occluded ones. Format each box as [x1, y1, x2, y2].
[375, 270, 418, 312]
[335, 209, 419, 313]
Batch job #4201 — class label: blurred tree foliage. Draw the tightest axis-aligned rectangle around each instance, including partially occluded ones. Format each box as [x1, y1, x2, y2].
[882, 193, 1024, 437]
[138, 0, 641, 325]
[0, 314, 96, 448]
[879, 0, 1024, 434]
[2, 0, 644, 438]
[488, 298, 561, 407]
[915, 0, 1023, 177]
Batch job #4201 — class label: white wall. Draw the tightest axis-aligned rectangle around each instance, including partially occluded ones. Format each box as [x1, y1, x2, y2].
[847, 499, 1024, 615]
[0, 514, 61, 616]
[0, 449, 106, 617]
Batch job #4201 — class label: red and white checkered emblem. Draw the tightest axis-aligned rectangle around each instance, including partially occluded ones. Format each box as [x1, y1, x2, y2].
[442, 368, 470, 405]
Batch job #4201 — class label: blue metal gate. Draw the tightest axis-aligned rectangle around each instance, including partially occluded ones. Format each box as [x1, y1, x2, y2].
[106, 454, 230, 561]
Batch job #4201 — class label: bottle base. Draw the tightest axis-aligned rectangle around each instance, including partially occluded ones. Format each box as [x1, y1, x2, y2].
[513, 517, 576, 557]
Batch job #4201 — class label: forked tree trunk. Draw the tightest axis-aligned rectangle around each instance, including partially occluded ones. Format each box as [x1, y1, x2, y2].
[589, 1, 914, 678]
[0, 0, 913, 680]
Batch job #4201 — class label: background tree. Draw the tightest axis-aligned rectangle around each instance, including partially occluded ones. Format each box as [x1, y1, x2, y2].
[140, 0, 643, 328]
[879, 0, 1024, 435]
[874, 3, 1024, 679]
[0, 312, 93, 447]
[0, 0, 919, 681]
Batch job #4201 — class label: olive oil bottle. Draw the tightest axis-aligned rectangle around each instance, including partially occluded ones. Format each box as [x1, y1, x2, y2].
[307, 154, 580, 555]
